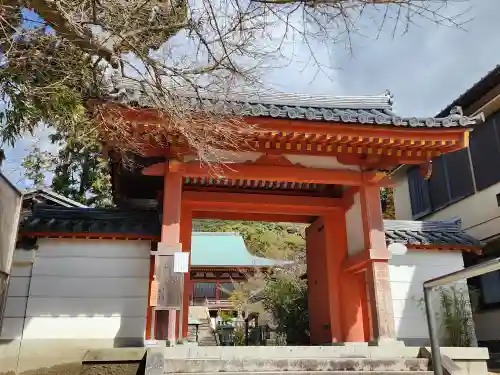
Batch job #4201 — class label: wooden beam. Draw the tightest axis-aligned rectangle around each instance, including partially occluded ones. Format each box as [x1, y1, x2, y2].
[193, 210, 314, 223]
[183, 191, 343, 215]
[144, 161, 380, 186]
[341, 249, 391, 274]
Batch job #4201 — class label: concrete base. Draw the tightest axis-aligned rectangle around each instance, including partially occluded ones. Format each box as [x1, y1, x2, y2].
[368, 337, 405, 348]
[165, 372, 433, 375]
[0, 339, 145, 375]
[0, 341, 490, 375]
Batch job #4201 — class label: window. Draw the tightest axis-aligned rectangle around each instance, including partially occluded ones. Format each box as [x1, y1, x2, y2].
[193, 282, 216, 304]
[407, 167, 431, 218]
[446, 149, 475, 201]
[407, 110, 500, 217]
[470, 112, 500, 191]
[407, 148, 474, 218]
[219, 283, 236, 299]
[428, 156, 450, 210]
[479, 270, 500, 307]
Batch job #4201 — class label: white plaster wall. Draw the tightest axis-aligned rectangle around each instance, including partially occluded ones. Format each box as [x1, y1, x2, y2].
[388, 251, 471, 343]
[0, 239, 150, 341]
[183, 152, 360, 171]
[1, 250, 34, 339]
[285, 154, 360, 171]
[393, 174, 500, 241]
[346, 193, 364, 256]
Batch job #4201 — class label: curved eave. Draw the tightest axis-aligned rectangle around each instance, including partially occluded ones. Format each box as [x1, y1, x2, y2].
[404, 244, 482, 255]
[99, 103, 475, 166]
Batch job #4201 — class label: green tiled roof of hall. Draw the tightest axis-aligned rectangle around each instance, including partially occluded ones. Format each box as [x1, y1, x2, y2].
[103, 83, 482, 128]
[191, 232, 290, 267]
[21, 206, 483, 250]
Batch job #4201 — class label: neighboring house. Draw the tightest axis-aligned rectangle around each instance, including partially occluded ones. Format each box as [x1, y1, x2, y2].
[393, 65, 500, 352]
[21, 188, 87, 220]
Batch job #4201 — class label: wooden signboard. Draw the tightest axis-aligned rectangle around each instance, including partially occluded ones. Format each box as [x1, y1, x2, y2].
[154, 255, 183, 310]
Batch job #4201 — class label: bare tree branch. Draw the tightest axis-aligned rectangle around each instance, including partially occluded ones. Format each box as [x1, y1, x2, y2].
[0, 0, 471, 166]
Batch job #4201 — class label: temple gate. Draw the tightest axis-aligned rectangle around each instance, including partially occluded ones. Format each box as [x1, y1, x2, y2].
[99, 91, 481, 344]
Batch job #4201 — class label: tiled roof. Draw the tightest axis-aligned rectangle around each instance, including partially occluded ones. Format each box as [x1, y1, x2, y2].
[19, 207, 285, 267]
[384, 218, 483, 248]
[104, 83, 483, 128]
[21, 207, 482, 250]
[23, 188, 88, 208]
[437, 65, 500, 117]
[20, 206, 161, 238]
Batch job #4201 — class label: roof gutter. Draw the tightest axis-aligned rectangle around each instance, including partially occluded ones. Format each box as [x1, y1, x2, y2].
[471, 92, 500, 118]
[387, 164, 406, 177]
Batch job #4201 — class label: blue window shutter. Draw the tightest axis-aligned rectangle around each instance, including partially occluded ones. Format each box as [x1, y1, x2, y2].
[445, 149, 474, 202]
[471, 113, 500, 191]
[428, 156, 451, 210]
[407, 167, 431, 219]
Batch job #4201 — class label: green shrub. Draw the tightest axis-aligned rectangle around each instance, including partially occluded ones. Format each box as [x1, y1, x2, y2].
[262, 274, 309, 345]
[437, 286, 476, 347]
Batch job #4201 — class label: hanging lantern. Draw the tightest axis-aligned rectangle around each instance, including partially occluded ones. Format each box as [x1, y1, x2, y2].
[419, 161, 432, 180]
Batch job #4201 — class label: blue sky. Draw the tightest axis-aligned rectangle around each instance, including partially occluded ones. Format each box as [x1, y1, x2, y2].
[3, 0, 500, 188]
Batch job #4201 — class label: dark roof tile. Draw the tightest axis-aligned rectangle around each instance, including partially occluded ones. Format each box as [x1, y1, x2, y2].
[104, 83, 482, 129]
[437, 65, 500, 117]
[21, 207, 482, 250]
[383, 218, 483, 248]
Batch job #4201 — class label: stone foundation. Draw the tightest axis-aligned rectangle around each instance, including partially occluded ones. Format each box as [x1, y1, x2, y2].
[0, 342, 490, 375]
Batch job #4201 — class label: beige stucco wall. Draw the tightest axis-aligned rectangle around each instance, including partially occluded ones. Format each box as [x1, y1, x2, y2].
[394, 174, 500, 241]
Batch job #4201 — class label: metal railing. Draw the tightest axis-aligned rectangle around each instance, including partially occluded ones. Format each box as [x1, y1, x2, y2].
[205, 299, 233, 308]
[423, 256, 500, 375]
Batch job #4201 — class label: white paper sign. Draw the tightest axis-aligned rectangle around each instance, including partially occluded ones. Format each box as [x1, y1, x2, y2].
[174, 252, 190, 273]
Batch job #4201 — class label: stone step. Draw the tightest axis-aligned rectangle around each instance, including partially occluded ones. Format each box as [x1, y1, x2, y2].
[168, 372, 433, 375]
[164, 358, 429, 373]
[157, 345, 424, 360]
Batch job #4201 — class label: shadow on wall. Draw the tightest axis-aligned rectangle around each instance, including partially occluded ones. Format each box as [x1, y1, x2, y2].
[390, 251, 477, 347]
[2, 288, 148, 346]
[1, 239, 152, 348]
